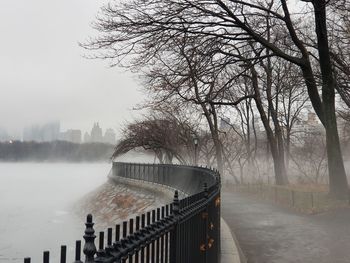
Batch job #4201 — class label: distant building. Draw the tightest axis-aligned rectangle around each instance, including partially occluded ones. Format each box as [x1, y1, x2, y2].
[23, 121, 60, 142]
[90, 122, 103, 143]
[306, 112, 318, 125]
[293, 112, 324, 145]
[42, 122, 60, 141]
[19, 121, 118, 144]
[82, 123, 117, 144]
[83, 132, 91, 143]
[59, 129, 82, 144]
[69, 130, 82, 144]
[23, 125, 39, 141]
[294, 112, 323, 136]
[0, 127, 10, 142]
[104, 128, 116, 144]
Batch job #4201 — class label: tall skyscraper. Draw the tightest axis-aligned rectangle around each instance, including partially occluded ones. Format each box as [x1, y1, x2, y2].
[90, 122, 103, 143]
[23, 121, 60, 142]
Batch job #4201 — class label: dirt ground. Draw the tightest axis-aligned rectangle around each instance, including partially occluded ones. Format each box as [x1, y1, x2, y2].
[75, 179, 171, 229]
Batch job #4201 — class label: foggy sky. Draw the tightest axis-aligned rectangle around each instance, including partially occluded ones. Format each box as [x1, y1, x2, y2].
[0, 0, 144, 138]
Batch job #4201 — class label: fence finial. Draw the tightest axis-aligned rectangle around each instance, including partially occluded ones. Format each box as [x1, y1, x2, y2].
[83, 214, 96, 263]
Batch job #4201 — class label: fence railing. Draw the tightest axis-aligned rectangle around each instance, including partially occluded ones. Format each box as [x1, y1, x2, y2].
[24, 162, 221, 263]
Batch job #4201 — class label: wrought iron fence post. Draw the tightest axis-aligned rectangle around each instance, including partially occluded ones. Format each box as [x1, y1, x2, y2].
[203, 183, 209, 263]
[73, 241, 83, 263]
[83, 214, 96, 263]
[95, 231, 106, 262]
[214, 174, 221, 263]
[170, 190, 179, 263]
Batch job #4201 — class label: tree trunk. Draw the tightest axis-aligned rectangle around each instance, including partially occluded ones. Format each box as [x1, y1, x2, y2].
[313, 0, 349, 199]
[251, 69, 288, 185]
[201, 103, 224, 176]
[274, 150, 288, 185]
[324, 96, 348, 199]
[285, 132, 291, 168]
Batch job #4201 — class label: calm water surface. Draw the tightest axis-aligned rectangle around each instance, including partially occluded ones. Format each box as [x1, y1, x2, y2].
[0, 162, 110, 262]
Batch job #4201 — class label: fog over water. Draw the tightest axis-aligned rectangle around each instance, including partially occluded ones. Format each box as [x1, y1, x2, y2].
[0, 162, 110, 262]
[0, 0, 144, 137]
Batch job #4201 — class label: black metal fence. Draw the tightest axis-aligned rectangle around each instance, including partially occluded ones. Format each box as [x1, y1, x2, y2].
[24, 162, 221, 263]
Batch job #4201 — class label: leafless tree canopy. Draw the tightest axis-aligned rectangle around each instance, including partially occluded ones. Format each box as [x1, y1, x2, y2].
[113, 111, 198, 164]
[85, 0, 350, 198]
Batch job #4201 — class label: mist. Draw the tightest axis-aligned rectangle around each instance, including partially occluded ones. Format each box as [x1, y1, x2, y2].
[0, 0, 143, 136]
[0, 163, 109, 262]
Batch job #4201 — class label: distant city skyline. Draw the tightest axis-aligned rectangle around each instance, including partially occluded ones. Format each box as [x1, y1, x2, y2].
[0, 121, 117, 144]
[0, 0, 145, 139]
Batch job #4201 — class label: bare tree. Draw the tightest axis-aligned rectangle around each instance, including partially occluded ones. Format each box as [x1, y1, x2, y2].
[139, 36, 254, 175]
[327, 1, 350, 107]
[290, 133, 328, 184]
[275, 61, 310, 167]
[197, 131, 217, 168]
[85, 0, 349, 198]
[113, 111, 197, 164]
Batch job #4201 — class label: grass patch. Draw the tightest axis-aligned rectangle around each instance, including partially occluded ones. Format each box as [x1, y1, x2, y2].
[227, 183, 349, 214]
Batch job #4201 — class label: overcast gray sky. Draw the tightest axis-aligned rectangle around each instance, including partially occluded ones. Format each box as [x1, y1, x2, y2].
[0, 0, 144, 138]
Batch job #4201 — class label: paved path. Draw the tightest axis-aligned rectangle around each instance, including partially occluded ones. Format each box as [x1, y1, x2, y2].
[221, 191, 350, 263]
[221, 218, 241, 263]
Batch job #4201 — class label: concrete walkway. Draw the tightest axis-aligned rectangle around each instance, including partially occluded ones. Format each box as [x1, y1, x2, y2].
[221, 190, 350, 263]
[221, 218, 243, 263]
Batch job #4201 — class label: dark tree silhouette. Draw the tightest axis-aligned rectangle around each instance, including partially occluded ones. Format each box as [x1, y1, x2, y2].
[113, 113, 198, 164]
[85, 0, 349, 198]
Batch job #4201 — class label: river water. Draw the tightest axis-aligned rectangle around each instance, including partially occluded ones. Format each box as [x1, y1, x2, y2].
[0, 162, 110, 262]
